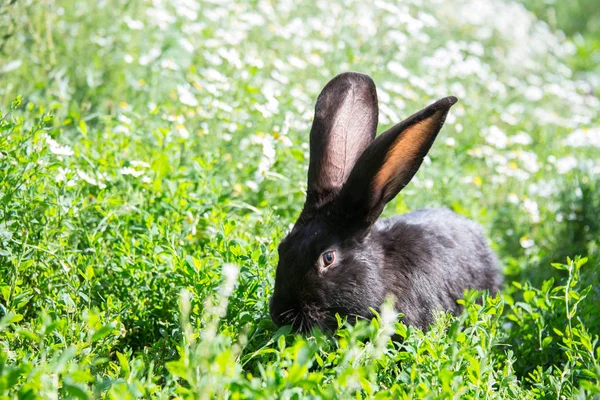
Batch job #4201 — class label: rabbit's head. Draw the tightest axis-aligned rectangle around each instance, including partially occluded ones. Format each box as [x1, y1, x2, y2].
[269, 72, 456, 332]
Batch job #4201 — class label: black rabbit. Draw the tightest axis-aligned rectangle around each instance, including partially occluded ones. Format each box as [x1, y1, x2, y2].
[269, 72, 502, 332]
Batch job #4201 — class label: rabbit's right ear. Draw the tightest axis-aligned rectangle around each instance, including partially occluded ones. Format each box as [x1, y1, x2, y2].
[305, 72, 378, 210]
[338, 96, 457, 226]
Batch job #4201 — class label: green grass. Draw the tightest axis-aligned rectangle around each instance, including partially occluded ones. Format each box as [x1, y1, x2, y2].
[517, 0, 600, 36]
[1, 0, 600, 398]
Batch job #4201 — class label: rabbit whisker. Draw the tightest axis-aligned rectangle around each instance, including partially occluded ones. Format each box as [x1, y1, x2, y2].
[346, 313, 370, 322]
[279, 309, 295, 323]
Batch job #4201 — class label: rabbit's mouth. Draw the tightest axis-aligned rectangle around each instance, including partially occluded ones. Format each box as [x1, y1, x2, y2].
[275, 304, 333, 333]
[275, 305, 371, 334]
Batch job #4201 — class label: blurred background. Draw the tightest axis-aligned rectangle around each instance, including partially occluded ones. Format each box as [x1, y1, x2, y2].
[523, 0, 599, 90]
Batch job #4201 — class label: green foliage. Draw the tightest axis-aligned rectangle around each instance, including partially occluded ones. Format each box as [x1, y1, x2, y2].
[518, 0, 600, 96]
[1, 0, 599, 398]
[518, 0, 600, 36]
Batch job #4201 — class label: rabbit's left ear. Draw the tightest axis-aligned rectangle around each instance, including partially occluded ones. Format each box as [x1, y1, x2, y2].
[305, 72, 379, 210]
[339, 96, 457, 225]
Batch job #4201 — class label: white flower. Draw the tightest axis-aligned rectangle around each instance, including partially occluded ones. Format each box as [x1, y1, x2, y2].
[114, 125, 130, 134]
[203, 68, 228, 83]
[563, 127, 600, 148]
[287, 55, 307, 69]
[520, 237, 535, 249]
[160, 59, 179, 71]
[485, 125, 507, 149]
[555, 156, 578, 174]
[468, 145, 495, 158]
[77, 170, 107, 189]
[529, 181, 556, 197]
[524, 86, 544, 102]
[176, 125, 190, 139]
[246, 180, 259, 191]
[177, 85, 198, 107]
[375, 300, 397, 354]
[55, 167, 78, 187]
[55, 167, 70, 183]
[173, 0, 199, 20]
[119, 167, 145, 177]
[508, 131, 533, 145]
[534, 108, 562, 126]
[179, 38, 194, 53]
[146, 7, 175, 30]
[496, 165, 530, 181]
[262, 140, 275, 160]
[130, 160, 150, 168]
[500, 112, 519, 126]
[387, 61, 409, 78]
[1, 60, 21, 73]
[221, 263, 239, 299]
[45, 135, 74, 156]
[124, 16, 144, 30]
[256, 157, 272, 182]
[118, 114, 132, 125]
[523, 198, 540, 223]
[512, 150, 539, 173]
[139, 47, 161, 66]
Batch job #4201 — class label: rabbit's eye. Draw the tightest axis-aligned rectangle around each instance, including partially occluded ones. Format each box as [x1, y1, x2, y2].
[321, 250, 335, 267]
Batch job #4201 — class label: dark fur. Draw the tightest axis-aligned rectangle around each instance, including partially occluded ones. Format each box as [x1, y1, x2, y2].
[270, 72, 502, 332]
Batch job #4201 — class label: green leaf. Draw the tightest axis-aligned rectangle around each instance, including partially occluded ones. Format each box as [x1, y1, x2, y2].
[152, 152, 171, 191]
[512, 281, 522, 289]
[277, 333, 286, 352]
[85, 265, 94, 281]
[551, 263, 567, 271]
[69, 370, 95, 383]
[165, 359, 187, 380]
[91, 325, 114, 342]
[116, 352, 130, 377]
[79, 120, 88, 137]
[11, 96, 22, 109]
[542, 336, 553, 348]
[523, 290, 536, 303]
[553, 328, 564, 337]
[63, 382, 90, 400]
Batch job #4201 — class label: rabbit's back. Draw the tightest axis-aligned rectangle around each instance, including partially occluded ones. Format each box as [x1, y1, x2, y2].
[374, 208, 502, 328]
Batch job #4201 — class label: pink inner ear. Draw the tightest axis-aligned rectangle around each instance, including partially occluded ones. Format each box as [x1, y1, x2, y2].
[373, 113, 442, 195]
[322, 90, 377, 190]
[307, 73, 379, 208]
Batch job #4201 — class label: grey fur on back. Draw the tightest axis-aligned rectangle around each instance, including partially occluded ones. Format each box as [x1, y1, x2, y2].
[374, 208, 502, 328]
